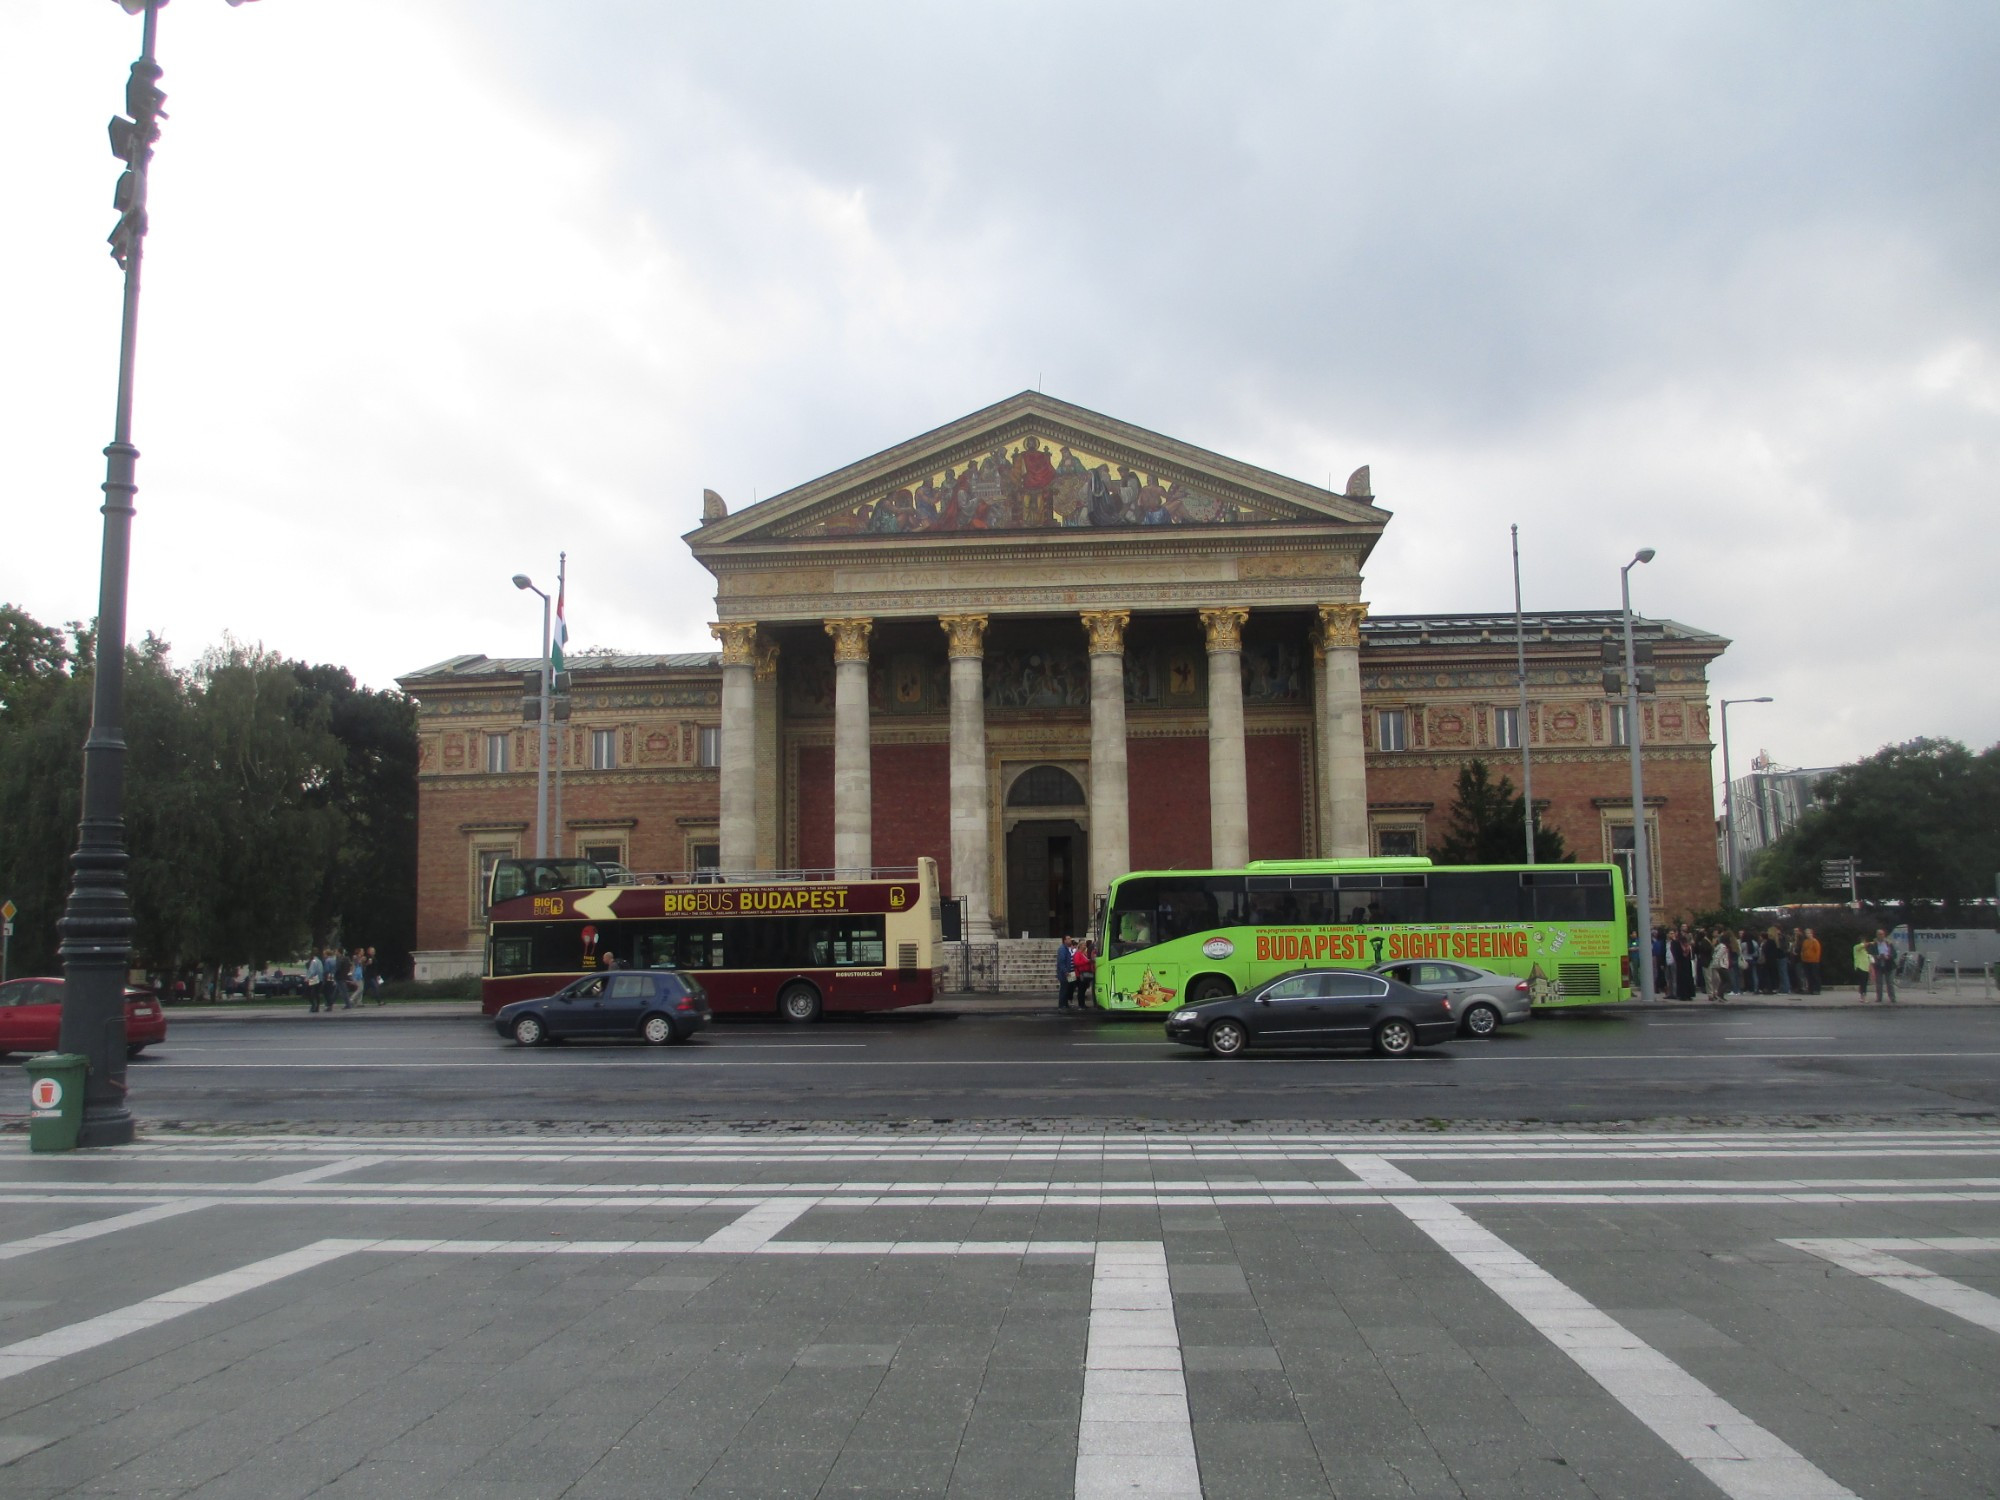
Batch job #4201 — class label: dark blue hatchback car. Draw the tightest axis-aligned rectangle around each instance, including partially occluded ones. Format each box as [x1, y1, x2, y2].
[495, 970, 710, 1047]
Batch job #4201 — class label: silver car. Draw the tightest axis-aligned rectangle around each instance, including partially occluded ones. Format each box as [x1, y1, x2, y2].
[1371, 960, 1531, 1038]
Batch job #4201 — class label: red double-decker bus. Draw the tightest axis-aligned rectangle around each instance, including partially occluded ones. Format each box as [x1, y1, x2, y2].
[482, 857, 942, 1023]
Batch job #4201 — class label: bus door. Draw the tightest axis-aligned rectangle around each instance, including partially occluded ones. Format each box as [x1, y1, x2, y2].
[820, 918, 889, 1007]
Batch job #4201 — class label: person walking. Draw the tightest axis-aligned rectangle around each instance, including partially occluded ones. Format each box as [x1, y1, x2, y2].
[1873, 930, 1899, 1004]
[366, 947, 384, 1004]
[1056, 936, 1077, 1010]
[334, 948, 355, 1010]
[305, 951, 325, 1013]
[347, 949, 367, 1009]
[1853, 937, 1873, 999]
[1800, 929, 1823, 994]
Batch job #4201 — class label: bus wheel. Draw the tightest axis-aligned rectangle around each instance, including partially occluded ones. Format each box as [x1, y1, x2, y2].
[779, 982, 822, 1025]
[641, 1014, 676, 1046]
[512, 1014, 547, 1047]
[1189, 976, 1235, 1005]
[1461, 1003, 1499, 1038]
[1373, 1018, 1416, 1057]
[1205, 1019, 1246, 1057]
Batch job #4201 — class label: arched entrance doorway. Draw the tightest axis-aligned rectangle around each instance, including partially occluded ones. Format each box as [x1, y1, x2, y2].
[1003, 764, 1089, 939]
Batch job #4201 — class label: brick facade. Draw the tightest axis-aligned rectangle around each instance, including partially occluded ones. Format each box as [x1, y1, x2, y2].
[403, 611, 1725, 972]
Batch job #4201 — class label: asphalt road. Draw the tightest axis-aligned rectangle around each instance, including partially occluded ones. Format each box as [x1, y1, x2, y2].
[108, 1003, 2000, 1126]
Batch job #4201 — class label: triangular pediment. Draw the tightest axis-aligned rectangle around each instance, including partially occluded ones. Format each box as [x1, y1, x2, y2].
[689, 392, 1384, 552]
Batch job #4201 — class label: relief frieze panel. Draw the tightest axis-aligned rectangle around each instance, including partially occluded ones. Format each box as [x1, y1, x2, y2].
[786, 433, 1304, 537]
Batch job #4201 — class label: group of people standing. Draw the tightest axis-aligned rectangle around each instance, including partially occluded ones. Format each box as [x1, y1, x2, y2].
[304, 946, 379, 1012]
[1647, 925, 1825, 1001]
[1055, 936, 1097, 1010]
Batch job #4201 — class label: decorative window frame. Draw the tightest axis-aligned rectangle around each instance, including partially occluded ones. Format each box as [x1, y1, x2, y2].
[1598, 807, 1663, 896]
[1376, 708, 1409, 753]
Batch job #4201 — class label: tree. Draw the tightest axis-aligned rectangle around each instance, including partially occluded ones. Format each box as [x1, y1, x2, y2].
[1741, 738, 2000, 916]
[0, 606, 420, 982]
[1433, 759, 1571, 865]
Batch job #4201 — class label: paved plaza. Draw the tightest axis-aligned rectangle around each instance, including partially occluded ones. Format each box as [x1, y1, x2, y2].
[2, 1126, 1998, 1498]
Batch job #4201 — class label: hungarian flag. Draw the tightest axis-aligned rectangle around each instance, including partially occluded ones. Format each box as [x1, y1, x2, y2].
[552, 576, 569, 673]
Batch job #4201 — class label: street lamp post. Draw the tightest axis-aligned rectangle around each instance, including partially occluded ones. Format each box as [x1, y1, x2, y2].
[1720, 696, 1774, 900]
[58, 0, 256, 1147]
[512, 576, 553, 859]
[1620, 549, 1656, 1002]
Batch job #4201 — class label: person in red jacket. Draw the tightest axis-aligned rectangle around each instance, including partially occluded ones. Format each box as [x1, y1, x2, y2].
[1072, 940, 1097, 1010]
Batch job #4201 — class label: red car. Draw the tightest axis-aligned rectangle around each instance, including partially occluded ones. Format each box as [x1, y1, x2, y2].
[0, 977, 168, 1059]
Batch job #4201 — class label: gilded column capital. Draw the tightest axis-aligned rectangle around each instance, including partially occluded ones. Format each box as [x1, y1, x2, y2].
[1079, 609, 1131, 656]
[1317, 601, 1368, 650]
[938, 613, 989, 660]
[1199, 606, 1250, 654]
[1309, 626, 1327, 664]
[710, 621, 758, 668]
[824, 617, 874, 663]
[753, 639, 781, 682]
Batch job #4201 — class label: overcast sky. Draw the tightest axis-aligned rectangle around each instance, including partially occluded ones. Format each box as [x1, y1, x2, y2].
[4, 1, 1995, 789]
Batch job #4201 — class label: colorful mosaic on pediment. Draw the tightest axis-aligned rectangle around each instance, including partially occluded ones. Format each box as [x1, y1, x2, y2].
[798, 436, 1284, 536]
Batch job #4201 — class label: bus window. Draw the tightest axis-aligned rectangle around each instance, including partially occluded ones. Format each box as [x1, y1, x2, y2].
[1524, 871, 1616, 923]
[1113, 909, 1155, 954]
[1247, 877, 1298, 925]
[1429, 872, 1524, 924]
[821, 919, 886, 966]
[1338, 875, 1428, 923]
[490, 936, 534, 976]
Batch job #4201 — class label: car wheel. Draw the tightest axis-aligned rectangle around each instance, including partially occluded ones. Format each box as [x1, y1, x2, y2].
[1461, 1003, 1499, 1038]
[512, 1014, 547, 1047]
[1373, 1017, 1417, 1057]
[126, 1044, 147, 1059]
[641, 1014, 676, 1046]
[1188, 976, 1235, 1005]
[1206, 1018, 1247, 1057]
[779, 982, 822, 1025]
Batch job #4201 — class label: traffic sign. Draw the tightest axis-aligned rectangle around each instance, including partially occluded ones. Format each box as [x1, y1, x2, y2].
[0, 899, 15, 921]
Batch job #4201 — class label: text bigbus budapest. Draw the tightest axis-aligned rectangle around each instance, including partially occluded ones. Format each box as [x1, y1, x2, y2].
[1098, 857, 1629, 1012]
[483, 857, 942, 1023]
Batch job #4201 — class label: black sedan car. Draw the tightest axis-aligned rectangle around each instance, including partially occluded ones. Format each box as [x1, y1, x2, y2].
[495, 969, 711, 1046]
[1163, 967, 1456, 1057]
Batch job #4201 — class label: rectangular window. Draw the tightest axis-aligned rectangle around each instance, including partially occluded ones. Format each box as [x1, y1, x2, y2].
[1609, 703, 1629, 746]
[476, 848, 511, 914]
[590, 729, 617, 769]
[1493, 706, 1520, 750]
[1377, 709, 1408, 752]
[581, 842, 623, 868]
[1374, 826, 1422, 858]
[691, 842, 720, 876]
[484, 733, 510, 773]
[1606, 821, 1661, 894]
[697, 726, 721, 767]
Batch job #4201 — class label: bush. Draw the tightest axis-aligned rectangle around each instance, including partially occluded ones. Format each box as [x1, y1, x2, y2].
[375, 975, 481, 1002]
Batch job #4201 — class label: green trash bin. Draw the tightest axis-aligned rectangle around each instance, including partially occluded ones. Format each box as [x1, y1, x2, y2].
[24, 1053, 88, 1153]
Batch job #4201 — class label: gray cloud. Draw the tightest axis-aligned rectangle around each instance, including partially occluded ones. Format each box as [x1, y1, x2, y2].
[4, 0, 1994, 783]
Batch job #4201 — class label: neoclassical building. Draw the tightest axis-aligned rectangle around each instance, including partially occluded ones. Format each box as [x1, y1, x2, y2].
[403, 394, 1726, 974]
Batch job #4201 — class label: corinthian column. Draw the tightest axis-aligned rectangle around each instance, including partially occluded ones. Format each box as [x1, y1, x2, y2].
[824, 617, 874, 874]
[1319, 601, 1370, 856]
[1200, 607, 1251, 868]
[752, 639, 781, 871]
[1080, 609, 1132, 907]
[709, 621, 759, 874]
[939, 613, 995, 940]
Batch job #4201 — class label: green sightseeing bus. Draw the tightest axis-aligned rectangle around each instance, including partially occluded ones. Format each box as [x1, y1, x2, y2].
[1097, 857, 1630, 1013]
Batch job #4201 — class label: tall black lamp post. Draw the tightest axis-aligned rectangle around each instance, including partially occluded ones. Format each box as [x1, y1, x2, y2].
[58, 0, 257, 1148]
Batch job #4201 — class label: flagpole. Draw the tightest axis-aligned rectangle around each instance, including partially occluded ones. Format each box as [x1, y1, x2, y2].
[553, 551, 566, 859]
